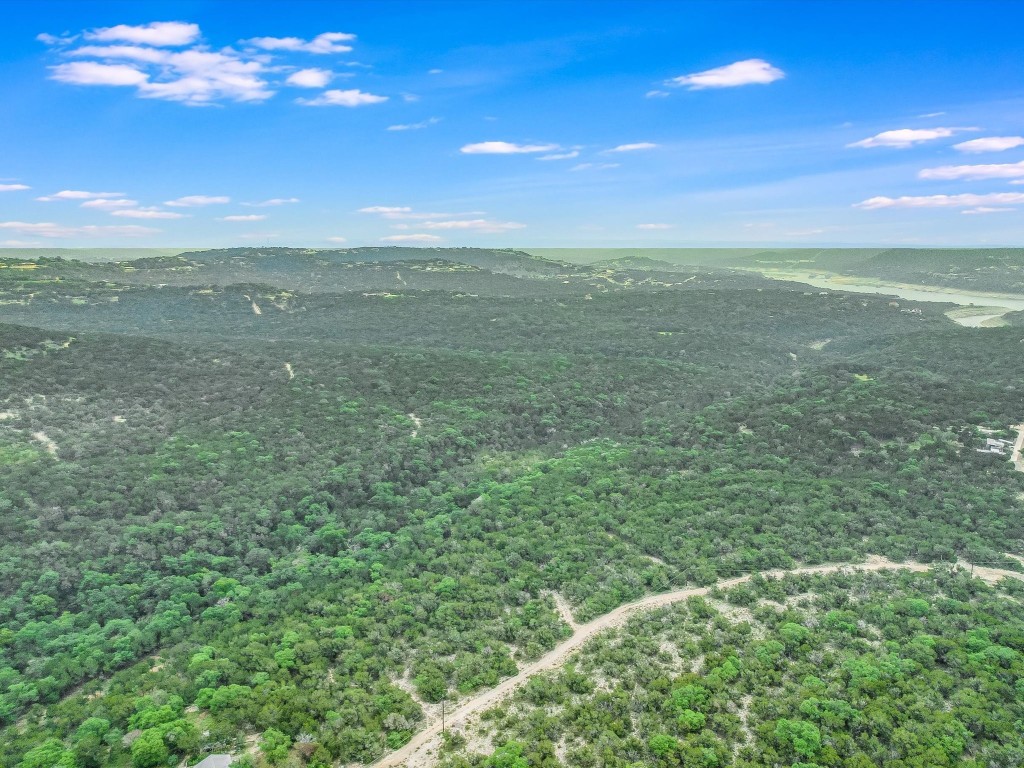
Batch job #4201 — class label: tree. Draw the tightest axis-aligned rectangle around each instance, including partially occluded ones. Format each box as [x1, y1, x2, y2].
[131, 730, 170, 768]
[260, 728, 292, 764]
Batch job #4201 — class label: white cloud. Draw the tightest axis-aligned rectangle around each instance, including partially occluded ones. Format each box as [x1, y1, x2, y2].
[50, 61, 148, 86]
[918, 160, 1024, 180]
[218, 214, 266, 221]
[165, 195, 230, 207]
[387, 117, 441, 131]
[954, 136, 1024, 153]
[70, 45, 173, 64]
[137, 50, 272, 104]
[919, 111, 946, 118]
[460, 141, 560, 155]
[668, 59, 784, 90]
[607, 142, 658, 153]
[286, 68, 333, 88]
[961, 207, 1014, 215]
[428, 68, 443, 75]
[359, 206, 412, 215]
[37, 190, 125, 201]
[245, 32, 355, 54]
[111, 208, 186, 219]
[380, 234, 443, 243]
[296, 88, 387, 106]
[0, 184, 30, 192]
[242, 198, 300, 207]
[570, 163, 620, 171]
[538, 150, 579, 161]
[56, 44, 274, 104]
[0, 221, 159, 238]
[847, 127, 970, 149]
[85, 22, 200, 47]
[360, 206, 487, 221]
[1, 239, 43, 247]
[420, 219, 525, 233]
[645, 90, 670, 98]
[636, 223, 673, 230]
[855, 192, 1024, 209]
[80, 198, 138, 209]
[327, 236, 348, 243]
[36, 33, 68, 46]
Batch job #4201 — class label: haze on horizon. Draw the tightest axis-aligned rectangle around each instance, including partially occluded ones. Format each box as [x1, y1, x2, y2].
[2, 0, 1024, 248]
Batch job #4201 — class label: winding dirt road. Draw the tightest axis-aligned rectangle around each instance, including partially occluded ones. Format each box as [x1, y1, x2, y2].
[375, 555, 1024, 768]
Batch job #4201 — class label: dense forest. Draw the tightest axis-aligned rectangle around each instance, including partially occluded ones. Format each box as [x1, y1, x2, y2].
[1, 248, 1023, 768]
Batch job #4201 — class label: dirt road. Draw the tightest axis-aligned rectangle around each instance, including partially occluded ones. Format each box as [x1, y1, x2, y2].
[374, 555, 1023, 768]
[1011, 424, 1024, 472]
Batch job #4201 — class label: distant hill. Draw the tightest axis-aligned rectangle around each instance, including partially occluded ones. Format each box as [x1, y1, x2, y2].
[0, 248, 775, 298]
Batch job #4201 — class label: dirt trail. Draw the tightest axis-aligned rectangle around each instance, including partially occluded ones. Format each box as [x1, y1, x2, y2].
[542, 590, 578, 629]
[31, 430, 59, 458]
[1011, 424, 1024, 472]
[375, 555, 1023, 768]
[408, 413, 422, 438]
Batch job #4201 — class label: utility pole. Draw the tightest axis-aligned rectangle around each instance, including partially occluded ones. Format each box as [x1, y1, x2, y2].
[441, 698, 446, 735]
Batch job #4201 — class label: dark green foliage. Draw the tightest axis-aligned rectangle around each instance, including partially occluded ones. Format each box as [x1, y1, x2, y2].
[1, 249, 1023, 767]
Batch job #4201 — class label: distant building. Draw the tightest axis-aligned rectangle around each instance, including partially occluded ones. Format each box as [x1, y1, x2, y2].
[977, 437, 1014, 455]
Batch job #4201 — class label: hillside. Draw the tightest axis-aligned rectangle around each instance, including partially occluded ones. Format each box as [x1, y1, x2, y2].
[1, 249, 1023, 768]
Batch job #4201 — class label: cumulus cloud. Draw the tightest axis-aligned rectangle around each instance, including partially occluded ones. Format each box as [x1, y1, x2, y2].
[37, 190, 125, 201]
[218, 214, 266, 221]
[607, 143, 658, 152]
[918, 160, 1024, 180]
[538, 150, 580, 161]
[387, 117, 441, 131]
[296, 88, 387, 106]
[54, 44, 273, 104]
[286, 68, 333, 88]
[847, 127, 970, 149]
[460, 141, 560, 154]
[953, 136, 1024, 153]
[855, 192, 1024, 209]
[419, 219, 525, 233]
[0, 184, 30, 192]
[245, 32, 355, 54]
[165, 195, 230, 207]
[636, 223, 673, 230]
[85, 21, 200, 47]
[50, 61, 148, 86]
[80, 198, 138, 209]
[667, 59, 784, 90]
[242, 198, 299, 207]
[111, 208, 186, 219]
[45, 23, 369, 105]
[0, 221, 159, 238]
[380, 234, 442, 243]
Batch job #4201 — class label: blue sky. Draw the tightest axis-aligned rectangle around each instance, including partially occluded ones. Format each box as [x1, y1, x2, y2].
[2, 0, 1024, 248]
